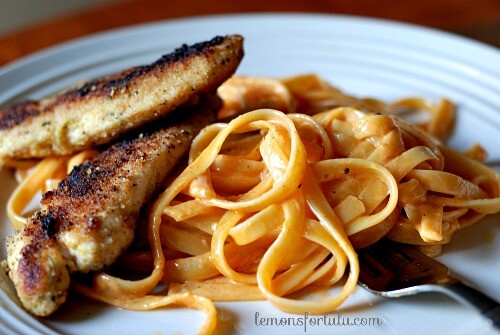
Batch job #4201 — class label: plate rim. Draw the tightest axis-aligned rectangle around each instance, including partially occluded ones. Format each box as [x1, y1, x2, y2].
[1, 13, 499, 76]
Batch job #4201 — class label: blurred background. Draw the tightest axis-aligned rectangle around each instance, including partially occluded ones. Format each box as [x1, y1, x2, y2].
[0, 0, 121, 36]
[0, 0, 499, 66]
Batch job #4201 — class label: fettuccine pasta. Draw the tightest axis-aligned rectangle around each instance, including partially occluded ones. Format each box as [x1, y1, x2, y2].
[5, 74, 500, 334]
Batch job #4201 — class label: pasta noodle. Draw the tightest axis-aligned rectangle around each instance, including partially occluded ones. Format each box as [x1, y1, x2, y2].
[5, 74, 500, 334]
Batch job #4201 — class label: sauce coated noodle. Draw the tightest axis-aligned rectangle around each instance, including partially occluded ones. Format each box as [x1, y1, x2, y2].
[6, 74, 500, 334]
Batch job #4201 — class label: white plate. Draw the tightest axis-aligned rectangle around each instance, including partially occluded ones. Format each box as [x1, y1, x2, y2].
[0, 14, 499, 335]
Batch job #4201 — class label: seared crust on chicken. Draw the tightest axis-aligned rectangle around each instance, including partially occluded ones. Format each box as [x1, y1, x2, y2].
[0, 35, 243, 159]
[5, 98, 217, 316]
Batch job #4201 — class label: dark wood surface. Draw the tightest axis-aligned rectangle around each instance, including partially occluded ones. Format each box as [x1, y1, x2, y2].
[0, 0, 499, 66]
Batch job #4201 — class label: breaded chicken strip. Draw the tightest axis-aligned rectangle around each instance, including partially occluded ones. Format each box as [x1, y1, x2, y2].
[0, 35, 243, 159]
[5, 98, 217, 316]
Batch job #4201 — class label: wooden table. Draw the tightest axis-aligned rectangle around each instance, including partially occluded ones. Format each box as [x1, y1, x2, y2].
[0, 0, 499, 66]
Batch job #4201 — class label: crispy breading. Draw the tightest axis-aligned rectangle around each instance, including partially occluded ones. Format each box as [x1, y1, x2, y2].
[0, 35, 243, 159]
[5, 99, 217, 316]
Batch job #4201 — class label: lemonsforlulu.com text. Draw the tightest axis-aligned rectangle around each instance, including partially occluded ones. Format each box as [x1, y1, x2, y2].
[254, 312, 383, 332]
